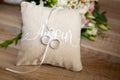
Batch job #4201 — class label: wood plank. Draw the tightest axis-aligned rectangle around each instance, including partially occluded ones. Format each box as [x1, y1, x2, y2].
[100, 0, 120, 34]
[0, 4, 21, 32]
[0, 47, 120, 80]
[81, 31, 120, 63]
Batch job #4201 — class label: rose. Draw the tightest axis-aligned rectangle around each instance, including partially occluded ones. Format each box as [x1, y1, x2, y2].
[88, 1, 95, 14]
[85, 1, 95, 26]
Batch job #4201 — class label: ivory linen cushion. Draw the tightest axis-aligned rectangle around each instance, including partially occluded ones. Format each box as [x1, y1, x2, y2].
[17, 2, 83, 71]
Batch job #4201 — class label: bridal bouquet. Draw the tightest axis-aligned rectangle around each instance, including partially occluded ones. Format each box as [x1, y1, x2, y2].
[0, 0, 111, 48]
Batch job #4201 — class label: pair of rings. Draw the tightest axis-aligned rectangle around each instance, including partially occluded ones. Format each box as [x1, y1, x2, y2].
[40, 35, 60, 49]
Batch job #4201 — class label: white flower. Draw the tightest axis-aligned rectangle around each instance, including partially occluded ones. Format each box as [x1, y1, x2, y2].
[86, 27, 98, 36]
[56, 0, 68, 6]
[88, 22, 95, 27]
[39, 0, 44, 7]
[31, 1, 36, 5]
[77, 0, 91, 13]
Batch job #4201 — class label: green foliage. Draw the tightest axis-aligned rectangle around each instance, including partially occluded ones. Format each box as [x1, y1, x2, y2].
[25, 0, 57, 7]
[81, 28, 96, 41]
[44, 0, 57, 7]
[81, 2, 111, 40]
[0, 32, 22, 48]
[92, 3, 111, 30]
[86, 13, 95, 19]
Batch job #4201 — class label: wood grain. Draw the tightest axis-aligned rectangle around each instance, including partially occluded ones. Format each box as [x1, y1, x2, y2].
[0, 3, 21, 33]
[0, 47, 120, 80]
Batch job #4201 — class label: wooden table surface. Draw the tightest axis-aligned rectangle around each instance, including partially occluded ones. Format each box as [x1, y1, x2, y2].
[0, 47, 120, 80]
[0, 0, 120, 80]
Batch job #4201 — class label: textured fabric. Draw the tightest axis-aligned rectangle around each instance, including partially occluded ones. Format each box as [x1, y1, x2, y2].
[17, 2, 83, 71]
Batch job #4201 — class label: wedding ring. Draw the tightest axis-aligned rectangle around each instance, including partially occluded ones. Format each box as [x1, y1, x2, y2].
[50, 39, 60, 49]
[40, 35, 60, 49]
[41, 35, 50, 45]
